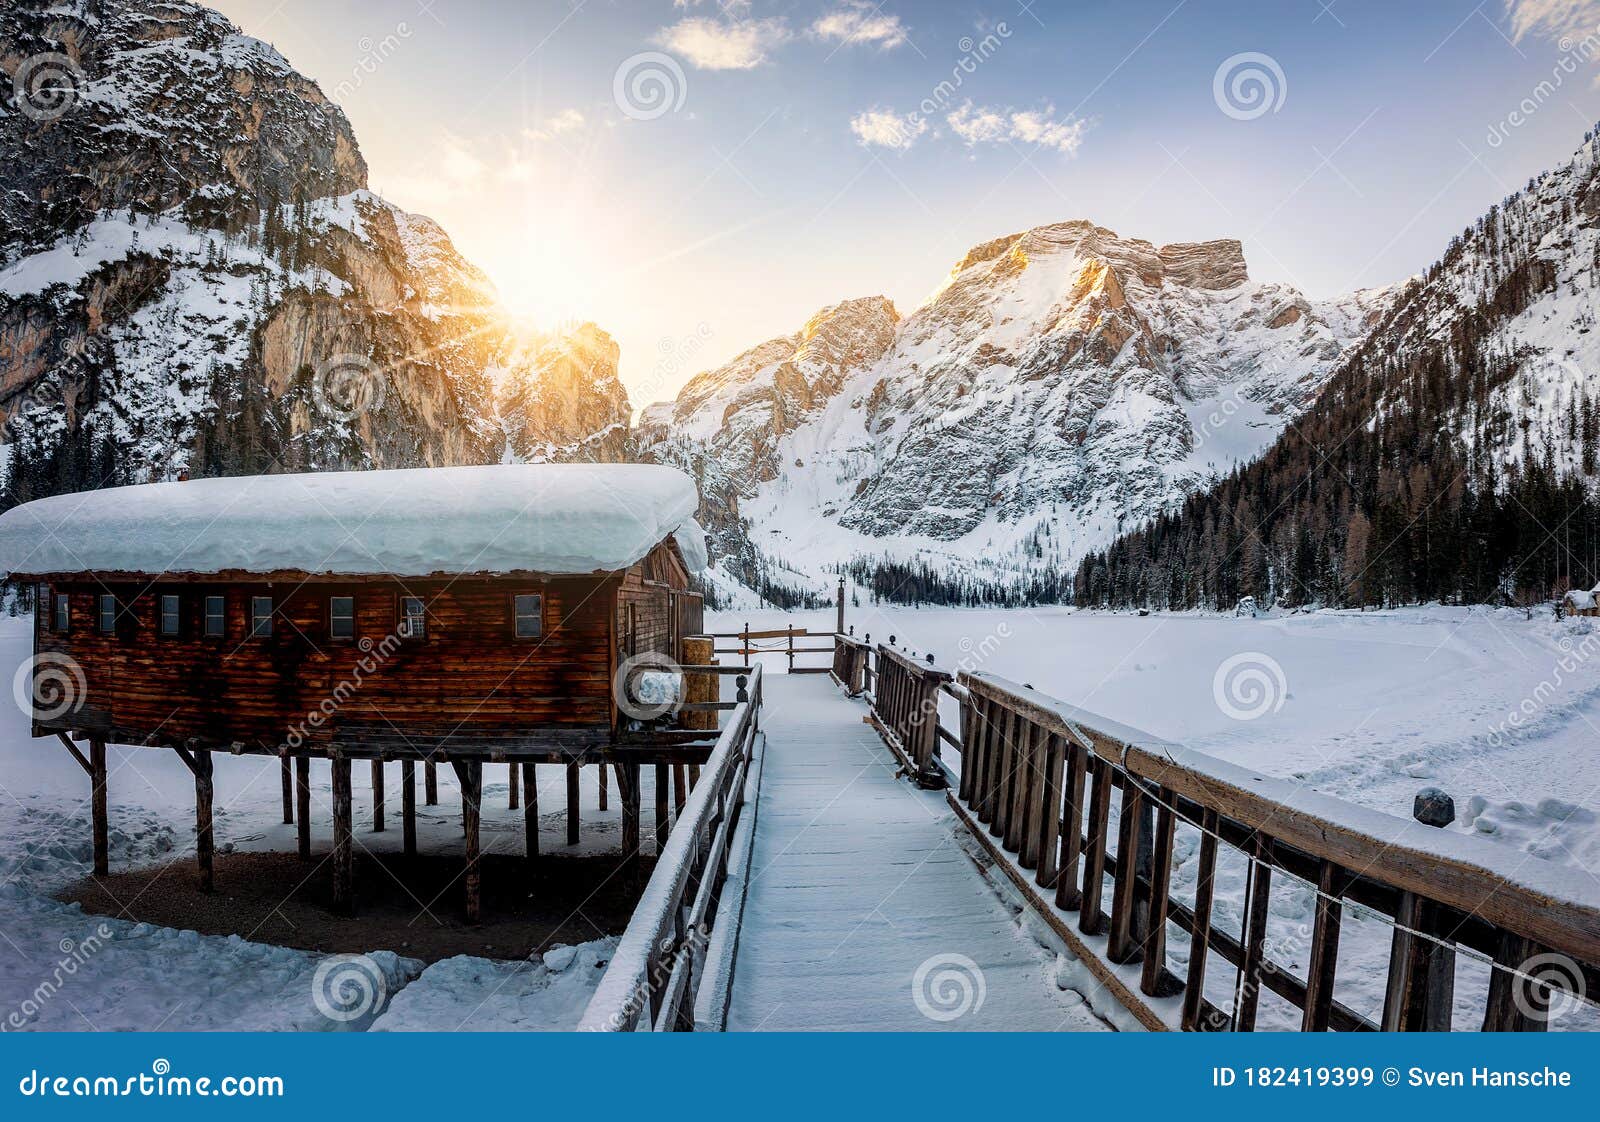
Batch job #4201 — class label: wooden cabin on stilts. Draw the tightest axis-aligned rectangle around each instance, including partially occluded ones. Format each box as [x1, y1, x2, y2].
[0, 463, 714, 923]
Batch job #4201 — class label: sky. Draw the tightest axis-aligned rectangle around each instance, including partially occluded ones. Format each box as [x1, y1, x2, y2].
[205, 0, 1600, 406]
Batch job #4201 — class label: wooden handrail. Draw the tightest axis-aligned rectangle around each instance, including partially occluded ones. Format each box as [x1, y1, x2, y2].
[579, 664, 764, 1032]
[841, 649, 1600, 1031]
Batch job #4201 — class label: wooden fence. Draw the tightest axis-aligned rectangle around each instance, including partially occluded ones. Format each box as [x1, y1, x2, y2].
[841, 638, 1600, 1032]
[711, 626, 835, 673]
[579, 665, 763, 1032]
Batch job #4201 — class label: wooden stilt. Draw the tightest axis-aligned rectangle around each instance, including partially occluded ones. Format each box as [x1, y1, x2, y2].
[454, 761, 482, 924]
[194, 748, 214, 893]
[280, 755, 294, 824]
[654, 762, 670, 852]
[424, 760, 438, 805]
[89, 738, 108, 877]
[598, 762, 608, 811]
[371, 760, 385, 832]
[295, 755, 311, 860]
[331, 756, 353, 915]
[401, 759, 417, 857]
[688, 764, 700, 790]
[508, 761, 520, 810]
[566, 761, 580, 846]
[522, 761, 539, 862]
[619, 763, 641, 871]
[672, 763, 687, 814]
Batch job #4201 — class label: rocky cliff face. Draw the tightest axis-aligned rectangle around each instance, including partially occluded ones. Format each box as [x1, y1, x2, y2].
[642, 222, 1396, 598]
[498, 322, 632, 464]
[0, 0, 628, 502]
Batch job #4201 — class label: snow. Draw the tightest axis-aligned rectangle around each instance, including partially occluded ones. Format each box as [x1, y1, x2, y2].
[0, 464, 706, 578]
[372, 942, 616, 1032]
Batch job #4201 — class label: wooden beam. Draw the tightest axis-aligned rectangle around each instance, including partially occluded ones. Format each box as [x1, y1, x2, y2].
[370, 760, 385, 832]
[672, 762, 687, 814]
[619, 763, 641, 872]
[331, 757, 353, 915]
[598, 759, 608, 812]
[424, 760, 438, 806]
[566, 762, 581, 846]
[295, 756, 311, 860]
[280, 756, 294, 825]
[1302, 860, 1345, 1032]
[1181, 810, 1221, 1031]
[401, 760, 417, 857]
[508, 761, 520, 810]
[455, 760, 482, 924]
[89, 739, 108, 877]
[654, 762, 670, 853]
[54, 731, 93, 776]
[522, 761, 539, 863]
[1234, 836, 1274, 1031]
[193, 748, 215, 894]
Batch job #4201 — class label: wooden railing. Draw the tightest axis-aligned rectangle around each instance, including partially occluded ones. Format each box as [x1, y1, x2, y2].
[710, 626, 835, 673]
[841, 642, 1600, 1032]
[579, 665, 763, 1032]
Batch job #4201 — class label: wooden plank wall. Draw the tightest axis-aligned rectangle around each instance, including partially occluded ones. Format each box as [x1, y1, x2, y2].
[36, 575, 619, 748]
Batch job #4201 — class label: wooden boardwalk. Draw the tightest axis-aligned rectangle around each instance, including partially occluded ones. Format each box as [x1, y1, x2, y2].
[725, 672, 1109, 1032]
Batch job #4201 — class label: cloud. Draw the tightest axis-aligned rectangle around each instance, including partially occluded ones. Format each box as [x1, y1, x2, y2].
[947, 101, 1090, 155]
[813, 2, 909, 49]
[849, 107, 927, 150]
[1504, 0, 1600, 43]
[524, 108, 586, 141]
[654, 17, 790, 70]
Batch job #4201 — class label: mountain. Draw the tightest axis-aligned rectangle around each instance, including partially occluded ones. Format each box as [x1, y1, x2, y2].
[0, 0, 628, 503]
[1075, 124, 1600, 612]
[640, 222, 1394, 603]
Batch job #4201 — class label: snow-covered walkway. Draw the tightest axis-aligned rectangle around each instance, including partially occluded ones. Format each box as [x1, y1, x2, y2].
[726, 673, 1109, 1031]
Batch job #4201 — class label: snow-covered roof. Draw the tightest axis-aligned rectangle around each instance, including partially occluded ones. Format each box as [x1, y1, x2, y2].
[1564, 588, 1597, 609]
[0, 465, 707, 579]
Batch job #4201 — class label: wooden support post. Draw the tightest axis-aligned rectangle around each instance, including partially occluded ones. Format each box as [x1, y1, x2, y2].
[619, 763, 642, 871]
[786, 626, 794, 673]
[1181, 810, 1221, 1031]
[508, 761, 520, 810]
[654, 762, 670, 852]
[836, 577, 846, 635]
[672, 762, 687, 813]
[1234, 835, 1274, 1032]
[1034, 732, 1064, 890]
[566, 762, 581, 845]
[1302, 860, 1345, 1032]
[1140, 792, 1180, 997]
[1382, 891, 1456, 1031]
[455, 760, 482, 924]
[1107, 775, 1146, 965]
[401, 760, 417, 857]
[598, 760, 608, 811]
[522, 761, 539, 862]
[331, 756, 353, 915]
[682, 636, 717, 732]
[424, 760, 438, 805]
[89, 738, 108, 877]
[1483, 932, 1547, 1031]
[370, 760, 385, 832]
[194, 748, 215, 894]
[280, 755, 294, 825]
[1079, 757, 1113, 935]
[1055, 736, 1087, 910]
[295, 755, 311, 860]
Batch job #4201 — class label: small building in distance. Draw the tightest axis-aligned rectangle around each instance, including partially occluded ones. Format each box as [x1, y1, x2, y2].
[0, 463, 711, 919]
[1562, 585, 1600, 617]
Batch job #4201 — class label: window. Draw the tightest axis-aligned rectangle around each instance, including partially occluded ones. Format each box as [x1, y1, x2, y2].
[514, 593, 543, 639]
[203, 595, 225, 638]
[329, 596, 355, 640]
[400, 596, 426, 639]
[98, 594, 117, 634]
[160, 594, 180, 637]
[53, 593, 69, 634]
[251, 596, 273, 638]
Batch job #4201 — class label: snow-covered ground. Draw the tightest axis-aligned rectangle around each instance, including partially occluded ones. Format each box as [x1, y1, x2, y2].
[714, 600, 1600, 1030]
[0, 616, 623, 1032]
